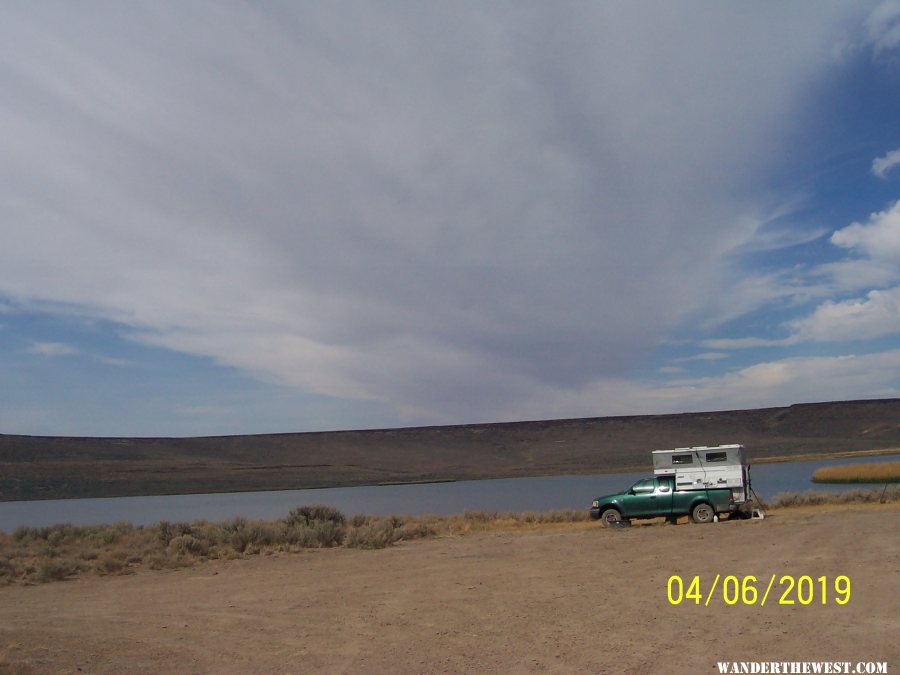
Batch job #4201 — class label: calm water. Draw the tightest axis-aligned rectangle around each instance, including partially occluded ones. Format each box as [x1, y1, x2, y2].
[1, 452, 897, 532]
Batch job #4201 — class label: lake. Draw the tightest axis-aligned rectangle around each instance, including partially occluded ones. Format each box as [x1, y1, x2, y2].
[1, 452, 897, 531]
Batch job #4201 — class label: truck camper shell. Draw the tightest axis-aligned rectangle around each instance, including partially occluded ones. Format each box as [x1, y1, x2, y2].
[652, 444, 749, 504]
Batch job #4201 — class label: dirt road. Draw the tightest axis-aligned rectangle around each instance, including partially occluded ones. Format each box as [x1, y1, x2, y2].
[1, 504, 898, 674]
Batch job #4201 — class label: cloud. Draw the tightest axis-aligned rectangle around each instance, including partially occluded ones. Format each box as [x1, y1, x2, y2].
[497, 348, 900, 422]
[0, 3, 876, 425]
[701, 337, 798, 350]
[672, 352, 730, 363]
[649, 349, 900, 412]
[872, 148, 900, 178]
[707, 201, 900, 350]
[27, 341, 79, 357]
[865, 0, 900, 55]
[831, 200, 900, 263]
[789, 286, 900, 342]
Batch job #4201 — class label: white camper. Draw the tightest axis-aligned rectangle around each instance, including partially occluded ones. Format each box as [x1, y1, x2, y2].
[652, 444, 750, 505]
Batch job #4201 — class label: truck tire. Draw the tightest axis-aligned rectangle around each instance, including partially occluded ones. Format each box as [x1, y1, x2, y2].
[690, 502, 715, 524]
[601, 508, 627, 527]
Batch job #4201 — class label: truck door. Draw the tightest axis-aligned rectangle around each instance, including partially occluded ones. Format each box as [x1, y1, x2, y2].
[622, 478, 661, 517]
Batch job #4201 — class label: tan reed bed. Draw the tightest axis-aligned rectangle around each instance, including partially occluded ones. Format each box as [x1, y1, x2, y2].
[811, 460, 900, 484]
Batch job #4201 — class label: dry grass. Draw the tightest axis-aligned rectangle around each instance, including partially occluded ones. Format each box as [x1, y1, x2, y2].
[8, 492, 897, 586]
[811, 460, 900, 484]
[0, 506, 589, 585]
[770, 484, 900, 507]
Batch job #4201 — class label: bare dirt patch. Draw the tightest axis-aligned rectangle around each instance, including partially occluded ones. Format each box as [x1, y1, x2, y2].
[0, 504, 897, 674]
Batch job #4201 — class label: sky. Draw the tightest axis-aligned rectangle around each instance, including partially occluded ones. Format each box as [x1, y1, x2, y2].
[2, 2, 900, 437]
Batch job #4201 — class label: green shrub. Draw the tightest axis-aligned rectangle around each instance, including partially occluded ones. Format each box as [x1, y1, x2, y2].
[285, 505, 346, 527]
[12, 525, 39, 542]
[87, 522, 134, 546]
[345, 519, 401, 549]
[345, 515, 436, 549]
[35, 558, 80, 583]
[95, 551, 130, 576]
[0, 557, 16, 583]
[282, 505, 347, 548]
[350, 513, 371, 527]
[167, 534, 209, 557]
[228, 520, 277, 553]
[463, 510, 494, 522]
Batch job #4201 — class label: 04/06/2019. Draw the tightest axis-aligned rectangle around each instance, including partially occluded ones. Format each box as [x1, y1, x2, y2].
[667, 574, 851, 607]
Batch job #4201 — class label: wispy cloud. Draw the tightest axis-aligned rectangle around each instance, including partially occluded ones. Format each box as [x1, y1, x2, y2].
[671, 352, 730, 363]
[865, 0, 900, 55]
[27, 341, 79, 357]
[0, 3, 893, 430]
[701, 337, 798, 350]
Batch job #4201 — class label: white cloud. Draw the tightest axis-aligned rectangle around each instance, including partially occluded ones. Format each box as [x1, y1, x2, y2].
[790, 286, 900, 342]
[706, 202, 900, 350]
[831, 200, 900, 262]
[0, 3, 877, 425]
[872, 148, 900, 178]
[27, 341, 79, 357]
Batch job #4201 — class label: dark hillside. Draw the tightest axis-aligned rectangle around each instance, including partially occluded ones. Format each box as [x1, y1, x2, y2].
[2, 398, 899, 501]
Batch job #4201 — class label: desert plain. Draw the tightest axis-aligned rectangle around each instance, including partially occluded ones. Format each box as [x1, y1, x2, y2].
[0, 502, 897, 674]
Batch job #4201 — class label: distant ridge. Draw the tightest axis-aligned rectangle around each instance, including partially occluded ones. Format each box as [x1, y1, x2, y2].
[2, 398, 899, 501]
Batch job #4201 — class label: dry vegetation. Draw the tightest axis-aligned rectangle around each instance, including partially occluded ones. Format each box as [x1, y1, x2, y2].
[3, 487, 900, 587]
[770, 484, 900, 506]
[811, 460, 900, 483]
[0, 505, 589, 586]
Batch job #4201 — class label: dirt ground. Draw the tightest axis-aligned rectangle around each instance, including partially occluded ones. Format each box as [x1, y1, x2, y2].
[0, 504, 898, 674]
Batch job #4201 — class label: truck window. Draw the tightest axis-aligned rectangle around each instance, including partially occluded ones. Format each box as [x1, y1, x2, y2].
[631, 479, 655, 494]
[705, 451, 727, 462]
[671, 454, 692, 465]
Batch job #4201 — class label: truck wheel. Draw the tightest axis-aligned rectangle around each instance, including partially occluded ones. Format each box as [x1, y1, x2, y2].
[690, 502, 715, 524]
[601, 508, 625, 527]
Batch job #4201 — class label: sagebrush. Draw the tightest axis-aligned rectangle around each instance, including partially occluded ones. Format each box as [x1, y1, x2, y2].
[0, 505, 592, 585]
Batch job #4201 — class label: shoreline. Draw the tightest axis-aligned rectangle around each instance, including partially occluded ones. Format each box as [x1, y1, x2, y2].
[3, 446, 900, 504]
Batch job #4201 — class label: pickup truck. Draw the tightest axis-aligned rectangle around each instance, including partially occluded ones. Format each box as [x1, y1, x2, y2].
[589, 475, 736, 526]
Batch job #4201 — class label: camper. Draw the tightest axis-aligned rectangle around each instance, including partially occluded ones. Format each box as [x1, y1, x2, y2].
[652, 444, 750, 505]
[589, 444, 758, 526]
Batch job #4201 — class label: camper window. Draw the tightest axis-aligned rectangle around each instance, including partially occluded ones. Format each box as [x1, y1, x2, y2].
[671, 454, 692, 465]
[705, 452, 727, 462]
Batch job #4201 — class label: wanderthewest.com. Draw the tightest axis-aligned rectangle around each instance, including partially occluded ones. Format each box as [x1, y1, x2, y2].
[716, 663, 888, 674]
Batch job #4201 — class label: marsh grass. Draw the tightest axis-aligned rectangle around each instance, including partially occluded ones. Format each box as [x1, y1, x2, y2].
[811, 461, 900, 484]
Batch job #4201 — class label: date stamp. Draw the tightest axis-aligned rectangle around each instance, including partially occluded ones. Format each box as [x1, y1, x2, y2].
[667, 574, 851, 606]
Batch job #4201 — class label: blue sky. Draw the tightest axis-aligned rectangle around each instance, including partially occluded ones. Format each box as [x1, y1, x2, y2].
[2, 2, 900, 436]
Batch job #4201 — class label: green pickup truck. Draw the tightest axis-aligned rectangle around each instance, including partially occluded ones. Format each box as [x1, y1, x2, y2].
[589, 475, 736, 526]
